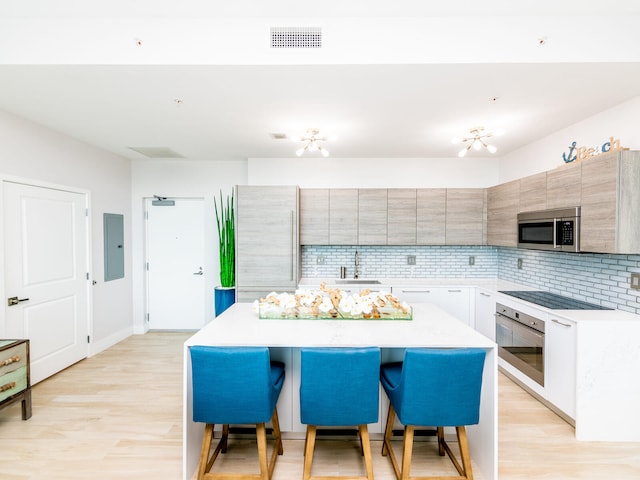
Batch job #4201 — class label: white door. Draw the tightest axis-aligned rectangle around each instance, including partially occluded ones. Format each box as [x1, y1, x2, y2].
[3, 181, 89, 384]
[146, 198, 205, 330]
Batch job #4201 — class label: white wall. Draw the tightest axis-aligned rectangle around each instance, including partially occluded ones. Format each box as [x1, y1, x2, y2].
[130, 159, 247, 332]
[248, 157, 500, 188]
[0, 109, 133, 353]
[499, 96, 640, 182]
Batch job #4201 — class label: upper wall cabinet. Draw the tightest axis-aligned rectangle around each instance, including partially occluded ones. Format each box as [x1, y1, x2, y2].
[388, 189, 417, 245]
[358, 189, 388, 245]
[445, 188, 486, 245]
[487, 179, 519, 247]
[416, 188, 446, 245]
[519, 172, 547, 212]
[546, 161, 581, 210]
[300, 188, 329, 245]
[329, 189, 359, 245]
[580, 150, 640, 254]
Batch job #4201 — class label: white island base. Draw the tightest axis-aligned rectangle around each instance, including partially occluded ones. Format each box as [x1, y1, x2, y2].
[183, 303, 498, 480]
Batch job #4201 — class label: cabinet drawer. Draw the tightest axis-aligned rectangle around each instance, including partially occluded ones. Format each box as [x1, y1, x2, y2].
[0, 366, 28, 402]
[0, 342, 28, 377]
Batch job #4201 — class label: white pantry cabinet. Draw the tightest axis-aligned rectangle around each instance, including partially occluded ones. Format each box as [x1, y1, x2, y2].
[545, 314, 576, 420]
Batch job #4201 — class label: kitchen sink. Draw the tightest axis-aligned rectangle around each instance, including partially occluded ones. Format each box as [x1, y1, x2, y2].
[335, 279, 381, 285]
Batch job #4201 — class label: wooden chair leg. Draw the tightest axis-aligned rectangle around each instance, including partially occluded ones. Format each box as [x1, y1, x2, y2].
[197, 424, 215, 480]
[303, 425, 317, 480]
[439, 425, 473, 480]
[359, 424, 374, 480]
[382, 403, 396, 456]
[456, 426, 474, 480]
[400, 425, 414, 480]
[271, 409, 284, 456]
[437, 426, 445, 456]
[220, 424, 229, 453]
[256, 423, 269, 480]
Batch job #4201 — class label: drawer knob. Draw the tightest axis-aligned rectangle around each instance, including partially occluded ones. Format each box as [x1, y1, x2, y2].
[0, 381, 16, 393]
[1, 355, 20, 367]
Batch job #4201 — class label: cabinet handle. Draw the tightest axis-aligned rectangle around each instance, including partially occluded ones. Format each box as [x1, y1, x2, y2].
[480, 292, 491, 297]
[401, 290, 430, 293]
[551, 318, 573, 327]
[1, 355, 20, 367]
[448, 289, 462, 293]
[290, 210, 294, 281]
[0, 381, 16, 393]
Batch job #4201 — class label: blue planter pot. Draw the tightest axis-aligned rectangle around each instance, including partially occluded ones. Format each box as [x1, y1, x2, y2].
[215, 287, 236, 317]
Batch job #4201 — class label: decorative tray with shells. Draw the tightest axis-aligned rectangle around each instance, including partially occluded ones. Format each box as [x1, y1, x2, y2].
[254, 282, 412, 320]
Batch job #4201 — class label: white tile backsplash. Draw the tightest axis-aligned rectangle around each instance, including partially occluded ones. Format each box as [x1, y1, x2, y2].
[301, 245, 640, 314]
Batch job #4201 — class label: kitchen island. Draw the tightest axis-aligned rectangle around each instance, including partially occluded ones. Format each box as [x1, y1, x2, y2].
[183, 302, 497, 480]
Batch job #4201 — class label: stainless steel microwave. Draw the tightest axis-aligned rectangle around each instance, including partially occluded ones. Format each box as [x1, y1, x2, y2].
[517, 207, 580, 252]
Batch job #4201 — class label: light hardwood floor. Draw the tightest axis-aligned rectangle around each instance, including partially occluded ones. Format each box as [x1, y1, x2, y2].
[1, 332, 639, 479]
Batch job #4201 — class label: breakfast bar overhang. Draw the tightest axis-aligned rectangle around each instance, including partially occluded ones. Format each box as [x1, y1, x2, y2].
[183, 303, 498, 480]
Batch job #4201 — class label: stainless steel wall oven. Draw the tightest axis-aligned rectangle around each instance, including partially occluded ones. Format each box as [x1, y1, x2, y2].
[496, 303, 545, 386]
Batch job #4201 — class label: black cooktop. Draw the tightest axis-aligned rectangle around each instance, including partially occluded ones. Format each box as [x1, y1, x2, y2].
[499, 290, 613, 310]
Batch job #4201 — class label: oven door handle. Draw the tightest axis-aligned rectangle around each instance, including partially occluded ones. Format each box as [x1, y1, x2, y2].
[553, 217, 558, 249]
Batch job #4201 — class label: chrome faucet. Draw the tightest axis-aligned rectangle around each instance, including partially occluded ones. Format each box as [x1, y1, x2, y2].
[354, 250, 359, 279]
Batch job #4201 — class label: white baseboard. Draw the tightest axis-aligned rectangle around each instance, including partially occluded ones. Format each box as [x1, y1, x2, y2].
[89, 326, 134, 357]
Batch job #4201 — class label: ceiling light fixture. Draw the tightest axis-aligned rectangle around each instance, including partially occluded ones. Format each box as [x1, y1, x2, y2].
[291, 128, 332, 157]
[452, 126, 504, 158]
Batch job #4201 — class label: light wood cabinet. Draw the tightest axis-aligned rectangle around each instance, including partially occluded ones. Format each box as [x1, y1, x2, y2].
[519, 172, 547, 212]
[387, 189, 417, 245]
[329, 189, 358, 245]
[446, 189, 486, 245]
[299, 188, 329, 245]
[416, 189, 446, 245]
[358, 189, 387, 244]
[236, 185, 299, 293]
[580, 150, 640, 253]
[546, 161, 581, 209]
[487, 179, 519, 247]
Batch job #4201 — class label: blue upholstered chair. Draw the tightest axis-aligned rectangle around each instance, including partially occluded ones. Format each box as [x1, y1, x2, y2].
[380, 348, 486, 480]
[190, 346, 286, 480]
[300, 347, 381, 480]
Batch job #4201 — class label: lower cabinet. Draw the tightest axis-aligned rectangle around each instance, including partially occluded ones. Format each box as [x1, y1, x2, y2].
[544, 315, 576, 420]
[474, 289, 496, 340]
[392, 286, 471, 326]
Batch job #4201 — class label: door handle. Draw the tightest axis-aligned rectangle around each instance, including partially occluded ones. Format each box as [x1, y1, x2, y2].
[7, 296, 29, 306]
[193, 267, 203, 276]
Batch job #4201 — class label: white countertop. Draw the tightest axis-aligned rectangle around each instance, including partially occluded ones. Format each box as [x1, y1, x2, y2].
[298, 277, 640, 323]
[186, 302, 495, 349]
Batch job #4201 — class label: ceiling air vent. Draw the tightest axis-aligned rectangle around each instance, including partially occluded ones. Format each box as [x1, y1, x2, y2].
[128, 147, 184, 158]
[270, 27, 322, 49]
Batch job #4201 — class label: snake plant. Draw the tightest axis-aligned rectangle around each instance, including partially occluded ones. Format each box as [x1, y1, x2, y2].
[214, 189, 235, 288]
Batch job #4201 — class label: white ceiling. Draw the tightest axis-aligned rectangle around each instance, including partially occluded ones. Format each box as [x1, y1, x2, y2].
[1, 1, 639, 162]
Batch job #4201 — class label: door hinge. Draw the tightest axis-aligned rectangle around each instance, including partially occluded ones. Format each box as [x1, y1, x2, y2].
[86, 272, 90, 280]
[145, 211, 148, 220]
[85, 208, 89, 217]
[146, 262, 149, 271]
[87, 335, 90, 343]
[146, 313, 150, 323]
